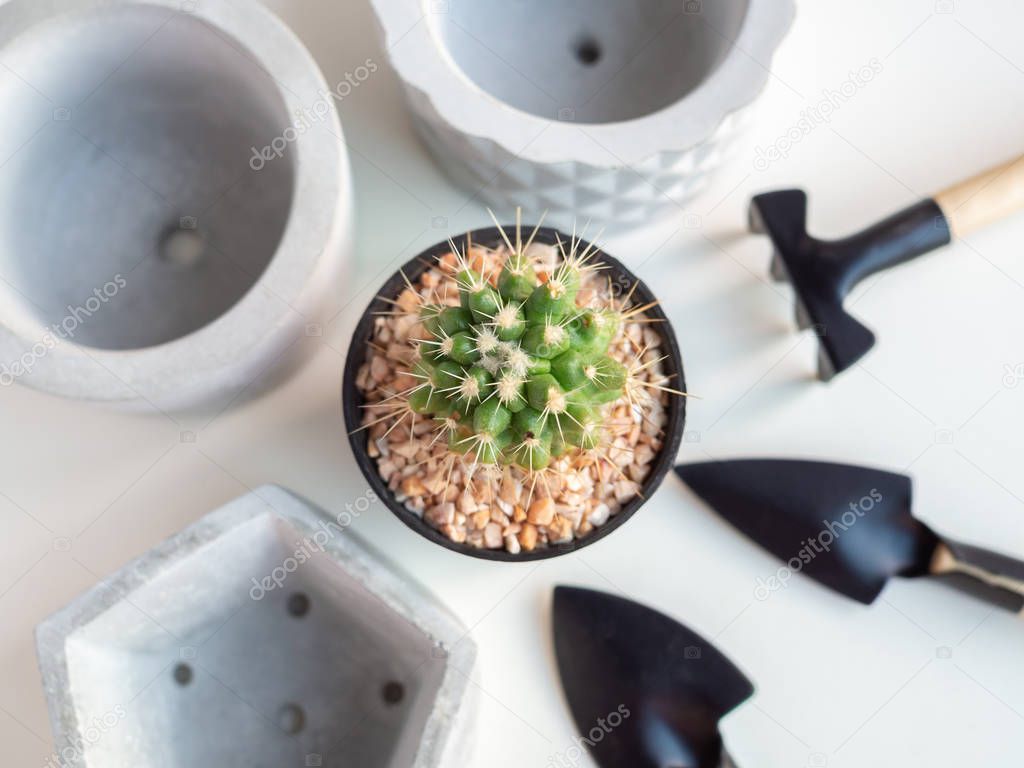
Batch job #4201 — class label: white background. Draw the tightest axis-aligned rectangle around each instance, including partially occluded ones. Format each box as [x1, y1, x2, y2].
[3, 0, 1024, 766]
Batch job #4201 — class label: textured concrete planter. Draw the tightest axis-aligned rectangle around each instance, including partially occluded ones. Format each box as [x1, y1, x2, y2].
[36, 486, 476, 768]
[0, 0, 352, 409]
[370, 0, 794, 229]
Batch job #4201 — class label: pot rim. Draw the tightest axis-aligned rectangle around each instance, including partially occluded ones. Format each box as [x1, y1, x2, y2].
[0, 0, 352, 408]
[342, 225, 686, 562]
[369, 0, 795, 167]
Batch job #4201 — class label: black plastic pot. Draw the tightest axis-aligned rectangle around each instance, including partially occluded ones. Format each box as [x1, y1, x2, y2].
[342, 226, 686, 561]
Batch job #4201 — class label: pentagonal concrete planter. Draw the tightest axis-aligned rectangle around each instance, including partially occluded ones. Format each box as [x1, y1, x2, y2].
[36, 486, 476, 768]
[369, 0, 794, 229]
[0, 0, 352, 409]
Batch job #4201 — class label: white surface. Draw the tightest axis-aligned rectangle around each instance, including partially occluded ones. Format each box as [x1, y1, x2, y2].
[2, 0, 1023, 766]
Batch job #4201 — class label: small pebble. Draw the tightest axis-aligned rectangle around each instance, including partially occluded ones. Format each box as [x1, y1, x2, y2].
[547, 515, 573, 544]
[483, 522, 503, 549]
[518, 523, 538, 551]
[459, 489, 478, 515]
[426, 502, 455, 527]
[370, 356, 389, 382]
[588, 503, 610, 527]
[401, 476, 426, 497]
[527, 497, 555, 526]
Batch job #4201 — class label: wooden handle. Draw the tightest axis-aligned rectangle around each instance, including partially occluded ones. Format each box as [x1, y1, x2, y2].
[930, 542, 1024, 612]
[934, 154, 1024, 237]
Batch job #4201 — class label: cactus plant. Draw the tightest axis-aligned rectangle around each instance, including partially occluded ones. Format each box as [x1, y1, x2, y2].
[348, 215, 688, 556]
[364, 216, 684, 481]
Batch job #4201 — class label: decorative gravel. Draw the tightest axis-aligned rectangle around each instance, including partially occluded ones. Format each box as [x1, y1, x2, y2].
[354, 241, 672, 554]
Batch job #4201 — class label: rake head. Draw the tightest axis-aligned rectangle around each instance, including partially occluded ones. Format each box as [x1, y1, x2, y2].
[748, 189, 949, 381]
[748, 190, 875, 380]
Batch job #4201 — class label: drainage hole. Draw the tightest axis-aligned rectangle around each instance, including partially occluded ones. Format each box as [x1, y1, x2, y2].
[287, 592, 311, 618]
[172, 663, 193, 686]
[382, 680, 405, 706]
[159, 224, 205, 269]
[573, 36, 602, 66]
[278, 703, 306, 735]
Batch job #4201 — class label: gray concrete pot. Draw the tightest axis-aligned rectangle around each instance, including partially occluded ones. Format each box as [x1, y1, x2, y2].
[0, 0, 352, 409]
[369, 0, 794, 229]
[35, 486, 476, 768]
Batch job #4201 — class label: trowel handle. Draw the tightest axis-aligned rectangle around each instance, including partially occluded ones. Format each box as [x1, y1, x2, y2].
[930, 538, 1024, 613]
[933, 154, 1024, 238]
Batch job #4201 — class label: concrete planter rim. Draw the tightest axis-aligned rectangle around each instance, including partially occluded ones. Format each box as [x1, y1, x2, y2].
[371, 0, 795, 167]
[342, 225, 687, 562]
[35, 485, 475, 767]
[0, 0, 351, 407]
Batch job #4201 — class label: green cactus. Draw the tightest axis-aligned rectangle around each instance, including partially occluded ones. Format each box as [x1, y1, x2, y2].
[408, 236, 632, 472]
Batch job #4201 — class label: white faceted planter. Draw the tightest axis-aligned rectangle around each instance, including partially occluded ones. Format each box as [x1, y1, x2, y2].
[371, 0, 794, 229]
[0, 0, 352, 409]
[36, 486, 476, 768]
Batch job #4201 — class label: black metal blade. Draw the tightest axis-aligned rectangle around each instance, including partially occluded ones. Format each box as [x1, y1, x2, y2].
[749, 192, 951, 380]
[675, 459, 938, 604]
[553, 586, 753, 768]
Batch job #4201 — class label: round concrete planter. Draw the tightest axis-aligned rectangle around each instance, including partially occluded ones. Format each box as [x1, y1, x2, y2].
[0, 0, 352, 410]
[369, 0, 794, 229]
[342, 226, 686, 561]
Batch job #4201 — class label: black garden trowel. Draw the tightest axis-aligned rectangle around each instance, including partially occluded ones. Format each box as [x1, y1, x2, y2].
[553, 586, 754, 768]
[675, 459, 1024, 611]
[749, 153, 1024, 380]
